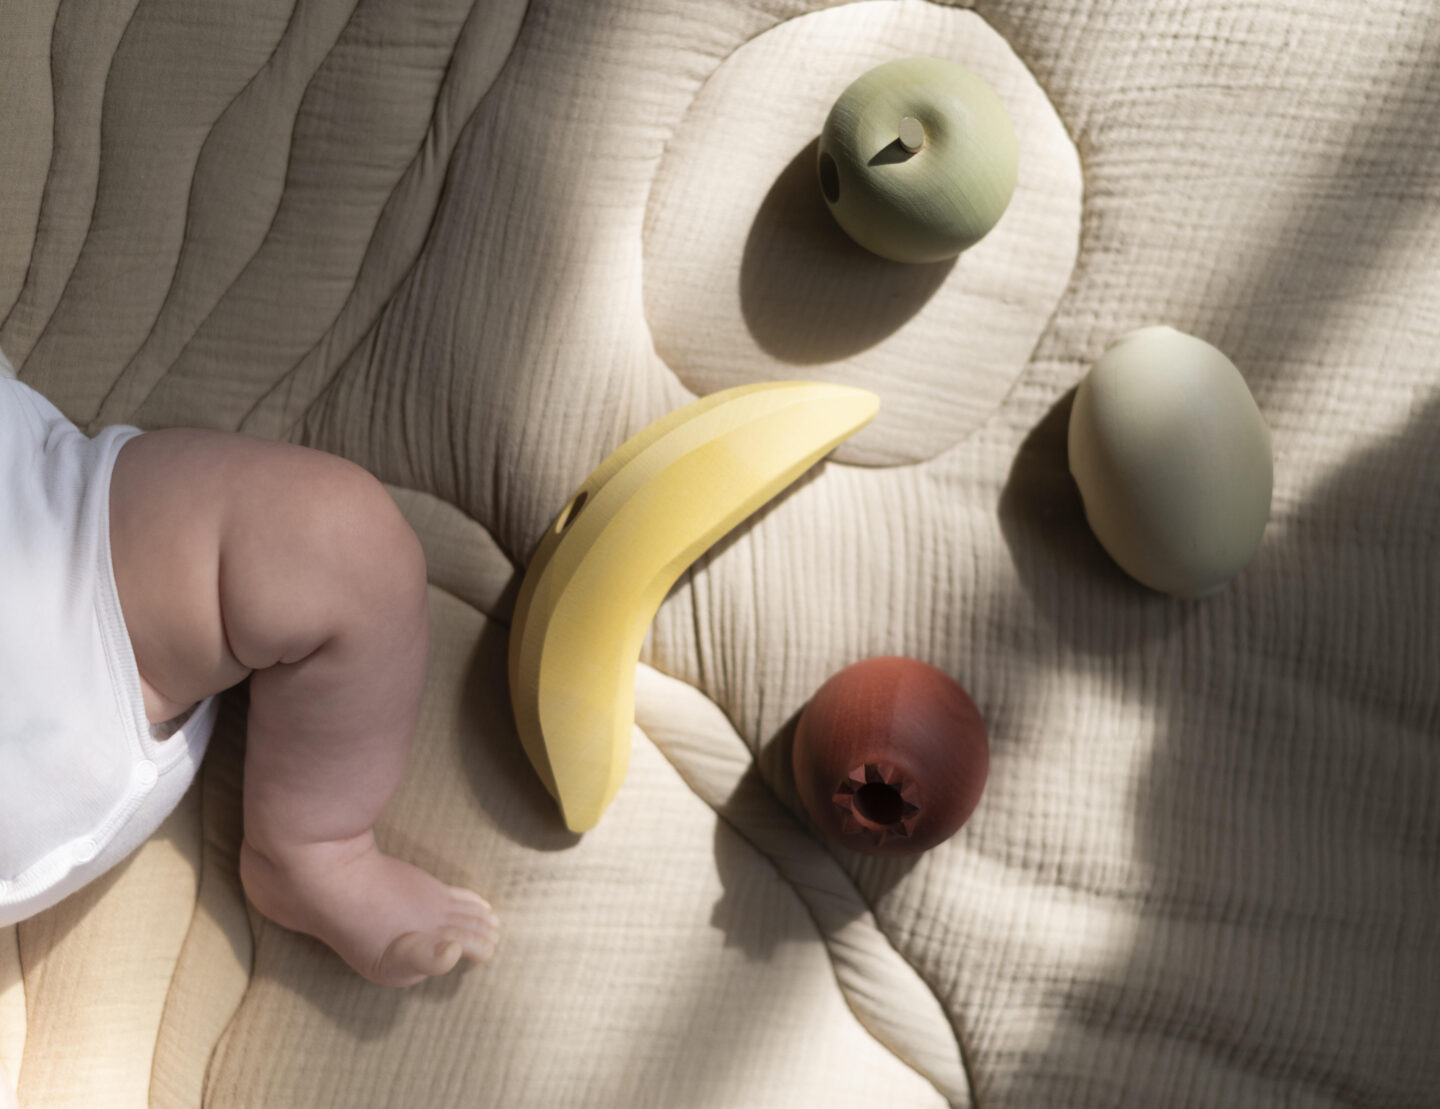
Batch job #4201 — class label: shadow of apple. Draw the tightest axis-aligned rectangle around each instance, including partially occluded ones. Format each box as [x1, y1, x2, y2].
[739, 138, 955, 364]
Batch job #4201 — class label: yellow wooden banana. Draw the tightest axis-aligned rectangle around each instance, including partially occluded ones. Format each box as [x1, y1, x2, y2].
[509, 381, 879, 832]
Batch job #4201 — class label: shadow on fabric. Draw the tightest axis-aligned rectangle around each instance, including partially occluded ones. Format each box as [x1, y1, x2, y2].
[739, 139, 955, 364]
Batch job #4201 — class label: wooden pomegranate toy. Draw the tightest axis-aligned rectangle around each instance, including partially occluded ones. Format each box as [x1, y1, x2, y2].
[792, 657, 988, 856]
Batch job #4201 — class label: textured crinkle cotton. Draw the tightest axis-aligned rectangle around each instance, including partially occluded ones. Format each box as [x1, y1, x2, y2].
[2, 0, 1439, 1106]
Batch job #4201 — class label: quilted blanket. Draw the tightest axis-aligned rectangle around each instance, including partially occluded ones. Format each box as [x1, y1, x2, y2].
[1, 0, 1436, 1105]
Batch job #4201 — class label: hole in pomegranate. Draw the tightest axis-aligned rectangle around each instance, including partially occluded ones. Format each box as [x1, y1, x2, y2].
[854, 781, 904, 826]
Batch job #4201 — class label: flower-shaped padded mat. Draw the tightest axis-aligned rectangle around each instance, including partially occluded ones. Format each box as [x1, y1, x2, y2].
[2, 0, 1437, 1106]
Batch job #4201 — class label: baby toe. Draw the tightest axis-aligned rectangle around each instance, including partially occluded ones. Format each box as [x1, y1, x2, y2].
[447, 906, 500, 934]
[377, 932, 464, 985]
[448, 887, 494, 913]
[438, 922, 498, 965]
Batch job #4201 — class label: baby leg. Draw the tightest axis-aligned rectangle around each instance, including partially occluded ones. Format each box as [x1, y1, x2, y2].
[109, 429, 498, 986]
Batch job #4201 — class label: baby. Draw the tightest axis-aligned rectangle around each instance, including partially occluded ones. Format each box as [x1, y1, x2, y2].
[0, 355, 498, 987]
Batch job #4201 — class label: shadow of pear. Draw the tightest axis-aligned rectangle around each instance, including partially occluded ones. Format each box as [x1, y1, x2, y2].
[739, 138, 955, 364]
[997, 386, 1191, 652]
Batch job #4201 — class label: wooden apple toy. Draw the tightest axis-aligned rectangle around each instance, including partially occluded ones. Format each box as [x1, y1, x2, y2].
[817, 57, 1018, 263]
[792, 657, 989, 856]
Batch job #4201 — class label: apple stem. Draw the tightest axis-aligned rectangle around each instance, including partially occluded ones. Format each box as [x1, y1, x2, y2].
[898, 116, 925, 154]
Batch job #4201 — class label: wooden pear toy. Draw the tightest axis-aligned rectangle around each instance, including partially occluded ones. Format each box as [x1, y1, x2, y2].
[1068, 325, 1273, 598]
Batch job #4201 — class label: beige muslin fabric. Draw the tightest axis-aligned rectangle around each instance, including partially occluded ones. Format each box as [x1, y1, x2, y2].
[1, 0, 1436, 1105]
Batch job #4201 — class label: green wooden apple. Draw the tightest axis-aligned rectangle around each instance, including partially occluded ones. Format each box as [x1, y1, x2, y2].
[817, 57, 1018, 263]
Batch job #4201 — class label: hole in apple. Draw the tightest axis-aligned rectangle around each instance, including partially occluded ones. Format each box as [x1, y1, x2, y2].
[555, 490, 589, 534]
[854, 781, 905, 826]
[818, 150, 840, 204]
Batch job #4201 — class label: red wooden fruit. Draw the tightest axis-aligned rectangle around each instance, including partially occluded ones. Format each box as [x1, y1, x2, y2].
[792, 657, 988, 856]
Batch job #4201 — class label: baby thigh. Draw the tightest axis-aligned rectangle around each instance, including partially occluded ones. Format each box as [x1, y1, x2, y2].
[110, 428, 256, 720]
[110, 429, 431, 848]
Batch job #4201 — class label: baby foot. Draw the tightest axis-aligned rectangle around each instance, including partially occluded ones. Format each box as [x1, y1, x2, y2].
[239, 832, 499, 987]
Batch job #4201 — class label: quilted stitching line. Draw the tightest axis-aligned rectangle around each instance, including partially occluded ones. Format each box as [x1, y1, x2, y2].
[635, 662, 979, 1108]
[92, 0, 317, 430]
[0, 0, 144, 369]
[252, 0, 537, 442]
[0, 0, 63, 336]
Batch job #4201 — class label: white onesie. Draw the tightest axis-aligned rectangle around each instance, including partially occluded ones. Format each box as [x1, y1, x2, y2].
[0, 350, 216, 926]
